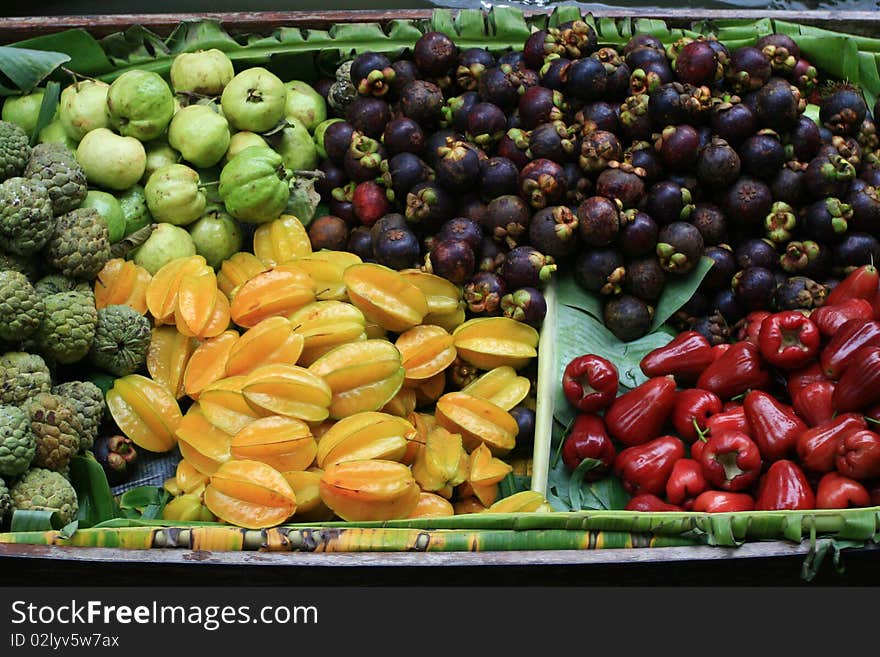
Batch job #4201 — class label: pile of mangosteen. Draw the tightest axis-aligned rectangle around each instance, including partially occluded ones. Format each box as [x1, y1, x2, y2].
[308, 21, 880, 341]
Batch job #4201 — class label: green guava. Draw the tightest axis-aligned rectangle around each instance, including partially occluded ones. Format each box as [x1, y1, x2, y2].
[38, 120, 77, 152]
[313, 117, 343, 160]
[188, 204, 244, 268]
[80, 190, 126, 243]
[220, 67, 286, 133]
[142, 139, 181, 185]
[115, 184, 153, 237]
[107, 70, 176, 142]
[132, 222, 197, 275]
[218, 145, 290, 224]
[283, 80, 327, 134]
[76, 127, 146, 191]
[272, 121, 318, 172]
[2, 89, 47, 135]
[170, 49, 235, 96]
[168, 104, 230, 169]
[144, 163, 206, 226]
[224, 131, 268, 165]
[59, 80, 110, 142]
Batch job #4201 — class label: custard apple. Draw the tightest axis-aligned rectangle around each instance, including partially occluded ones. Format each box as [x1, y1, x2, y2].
[24, 143, 88, 215]
[0, 476, 10, 527]
[32, 290, 98, 365]
[0, 120, 31, 182]
[0, 351, 51, 405]
[87, 304, 151, 377]
[0, 404, 36, 478]
[51, 381, 104, 452]
[26, 392, 83, 472]
[0, 176, 55, 256]
[0, 269, 43, 342]
[43, 206, 111, 280]
[10, 467, 78, 525]
[33, 273, 90, 297]
[0, 251, 41, 280]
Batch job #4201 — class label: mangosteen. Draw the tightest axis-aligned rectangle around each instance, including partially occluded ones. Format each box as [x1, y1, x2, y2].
[307, 215, 349, 251]
[343, 133, 386, 183]
[414, 31, 458, 77]
[502, 245, 557, 290]
[774, 276, 827, 310]
[382, 117, 426, 156]
[646, 179, 694, 224]
[696, 138, 742, 190]
[379, 152, 433, 203]
[440, 92, 480, 134]
[627, 141, 665, 183]
[405, 181, 456, 233]
[467, 101, 508, 148]
[779, 240, 832, 280]
[528, 121, 579, 162]
[350, 52, 395, 97]
[723, 176, 773, 228]
[573, 248, 626, 295]
[688, 311, 730, 346]
[458, 195, 490, 228]
[756, 33, 800, 73]
[726, 46, 772, 94]
[479, 65, 525, 110]
[770, 162, 807, 207]
[496, 128, 532, 170]
[347, 225, 375, 262]
[553, 20, 599, 59]
[95, 435, 138, 486]
[593, 48, 632, 100]
[594, 167, 646, 209]
[329, 185, 356, 226]
[519, 158, 568, 209]
[604, 294, 653, 342]
[524, 29, 562, 71]
[754, 77, 803, 132]
[463, 271, 507, 317]
[688, 203, 728, 247]
[733, 266, 777, 312]
[371, 213, 408, 240]
[618, 209, 660, 258]
[315, 159, 347, 200]
[423, 129, 463, 167]
[791, 58, 819, 96]
[802, 197, 853, 243]
[578, 129, 623, 174]
[577, 101, 621, 135]
[675, 39, 721, 86]
[565, 57, 608, 102]
[576, 195, 621, 247]
[648, 82, 689, 127]
[501, 287, 547, 328]
[477, 236, 505, 273]
[485, 194, 532, 248]
[563, 162, 593, 206]
[528, 205, 581, 260]
[763, 201, 798, 245]
[345, 95, 392, 139]
[428, 238, 475, 285]
[734, 238, 778, 271]
[625, 42, 668, 69]
[373, 227, 421, 270]
[629, 60, 675, 95]
[711, 99, 758, 147]
[399, 80, 445, 129]
[677, 291, 710, 325]
[697, 244, 736, 291]
[518, 86, 568, 130]
[323, 120, 356, 164]
[832, 232, 880, 275]
[656, 221, 705, 274]
[710, 287, 744, 324]
[456, 47, 495, 91]
[787, 114, 822, 162]
[624, 255, 667, 303]
[510, 405, 536, 445]
[739, 130, 786, 180]
[436, 217, 482, 254]
[434, 139, 481, 194]
[847, 183, 880, 232]
[820, 84, 869, 136]
[666, 171, 701, 200]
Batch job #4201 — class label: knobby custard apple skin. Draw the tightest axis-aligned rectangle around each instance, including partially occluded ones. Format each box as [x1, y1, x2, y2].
[0, 251, 41, 281]
[26, 392, 83, 473]
[0, 475, 11, 527]
[10, 468, 78, 525]
[51, 380, 105, 451]
[0, 176, 55, 256]
[0, 404, 36, 478]
[0, 351, 52, 406]
[33, 273, 90, 297]
[88, 304, 152, 377]
[32, 290, 98, 365]
[44, 206, 111, 281]
[24, 142, 88, 215]
[0, 269, 44, 342]
[0, 120, 31, 182]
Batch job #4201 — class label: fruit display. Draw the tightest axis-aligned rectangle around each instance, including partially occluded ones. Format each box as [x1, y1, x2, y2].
[2, 7, 880, 553]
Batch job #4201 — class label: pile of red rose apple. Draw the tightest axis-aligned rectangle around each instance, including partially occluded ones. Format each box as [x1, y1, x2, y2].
[562, 262, 880, 512]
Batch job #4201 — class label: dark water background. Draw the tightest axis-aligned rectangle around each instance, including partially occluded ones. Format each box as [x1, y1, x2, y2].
[2, 0, 879, 17]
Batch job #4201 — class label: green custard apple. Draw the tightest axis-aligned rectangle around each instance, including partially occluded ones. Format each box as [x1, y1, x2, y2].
[2, 89, 47, 136]
[58, 80, 110, 142]
[10, 468, 78, 525]
[24, 143, 88, 215]
[220, 67, 286, 133]
[170, 49, 235, 96]
[76, 128, 146, 191]
[132, 222, 197, 275]
[107, 70, 176, 142]
[188, 204, 244, 268]
[0, 121, 31, 182]
[144, 163, 206, 226]
[218, 145, 290, 224]
[283, 80, 327, 134]
[168, 104, 231, 169]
